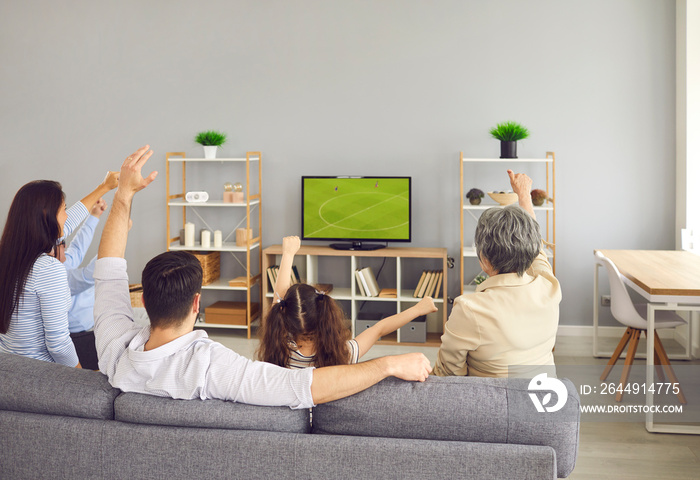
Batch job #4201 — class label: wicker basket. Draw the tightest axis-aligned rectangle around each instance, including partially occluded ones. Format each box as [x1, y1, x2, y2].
[128, 284, 143, 308]
[189, 251, 221, 285]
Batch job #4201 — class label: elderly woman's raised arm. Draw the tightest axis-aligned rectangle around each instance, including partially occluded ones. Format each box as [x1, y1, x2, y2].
[507, 169, 535, 219]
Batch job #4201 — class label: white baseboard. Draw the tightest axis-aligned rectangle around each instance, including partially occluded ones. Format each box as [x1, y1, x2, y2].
[557, 325, 676, 339]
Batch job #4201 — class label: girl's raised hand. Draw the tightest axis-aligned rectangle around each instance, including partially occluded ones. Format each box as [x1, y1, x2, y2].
[415, 296, 438, 316]
[282, 236, 301, 256]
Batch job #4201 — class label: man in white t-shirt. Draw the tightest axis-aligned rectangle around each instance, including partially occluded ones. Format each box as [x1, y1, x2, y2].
[93, 145, 431, 409]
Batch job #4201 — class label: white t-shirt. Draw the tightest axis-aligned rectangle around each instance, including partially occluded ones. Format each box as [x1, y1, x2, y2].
[93, 257, 315, 409]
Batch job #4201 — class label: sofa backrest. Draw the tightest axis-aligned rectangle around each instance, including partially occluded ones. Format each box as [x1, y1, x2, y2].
[312, 375, 580, 478]
[0, 352, 119, 420]
[115, 392, 311, 433]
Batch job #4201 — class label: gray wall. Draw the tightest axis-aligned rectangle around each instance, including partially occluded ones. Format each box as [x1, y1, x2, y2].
[0, 0, 676, 326]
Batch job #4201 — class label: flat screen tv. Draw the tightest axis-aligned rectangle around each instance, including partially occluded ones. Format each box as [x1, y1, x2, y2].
[301, 176, 411, 250]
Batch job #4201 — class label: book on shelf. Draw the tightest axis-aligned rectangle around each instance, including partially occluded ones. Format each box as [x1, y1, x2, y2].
[359, 266, 380, 297]
[427, 270, 441, 298]
[355, 269, 369, 296]
[378, 288, 397, 298]
[266, 266, 278, 289]
[291, 265, 301, 284]
[422, 270, 435, 298]
[417, 270, 433, 298]
[314, 283, 333, 294]
[433, 271, 443, 298]
[413, 271, 428, 297]
[228, 276, 250, 288]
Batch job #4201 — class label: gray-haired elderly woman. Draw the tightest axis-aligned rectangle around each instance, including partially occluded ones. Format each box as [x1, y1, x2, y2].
[432, 170, 561, 378]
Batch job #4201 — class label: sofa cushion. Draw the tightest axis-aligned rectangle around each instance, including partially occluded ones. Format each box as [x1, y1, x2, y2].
[312, 375, 579, 478]
[115, 392, 311, 433]
[0, 352, 119, 420]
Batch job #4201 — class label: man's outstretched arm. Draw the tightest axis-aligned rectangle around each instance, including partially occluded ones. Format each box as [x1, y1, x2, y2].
[98, 145, 157, 259]
[310, 352, 431, 404]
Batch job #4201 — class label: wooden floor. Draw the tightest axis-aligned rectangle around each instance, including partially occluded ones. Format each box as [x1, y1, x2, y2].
[209, 329, 700, 479]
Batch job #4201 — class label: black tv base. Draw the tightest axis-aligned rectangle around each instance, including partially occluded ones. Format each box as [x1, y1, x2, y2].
[329, 241, 386, 251]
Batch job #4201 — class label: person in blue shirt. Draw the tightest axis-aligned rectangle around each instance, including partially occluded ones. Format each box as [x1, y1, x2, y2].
[52, 198, 107, 370]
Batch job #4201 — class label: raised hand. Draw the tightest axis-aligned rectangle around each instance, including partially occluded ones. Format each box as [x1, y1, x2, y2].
[91, 198, 108, 217]
[102, 171, 120, 190]
[118, 145, 158, 197]
[507, 169, 532, 197]
[282, 235, 301, 256]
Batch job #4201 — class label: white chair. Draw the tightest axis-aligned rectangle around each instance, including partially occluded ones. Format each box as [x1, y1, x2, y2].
[595, 251, 687, 404]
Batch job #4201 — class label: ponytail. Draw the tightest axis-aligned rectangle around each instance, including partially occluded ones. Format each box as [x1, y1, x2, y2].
[313, 294, 351, 367]
[256, 302, 294, 367]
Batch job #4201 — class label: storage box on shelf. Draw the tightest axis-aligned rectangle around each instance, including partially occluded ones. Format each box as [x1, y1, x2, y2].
[459, 153, 556, 295]
[262, 245, 448, 347]
[166, 152, 262, 338]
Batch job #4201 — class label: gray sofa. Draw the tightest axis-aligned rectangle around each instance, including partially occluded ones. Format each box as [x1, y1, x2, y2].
[0, 353, 579, 479]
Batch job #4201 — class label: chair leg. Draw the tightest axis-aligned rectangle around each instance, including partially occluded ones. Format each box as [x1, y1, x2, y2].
[616, 329, 641, 402]
[649, 332, 665, 382]
[600, 327, 634, 381]
[654, 332, 687, 405]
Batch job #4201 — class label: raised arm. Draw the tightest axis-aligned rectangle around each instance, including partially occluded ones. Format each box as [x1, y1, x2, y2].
[273, 236, 300, 301]
[98, 146, 157, 259]
[80, 172, 119, 212]
[507, 169, 535, 219]
[310, 352, 431, 404]
[353, 296, 437, 358]
[64, 199, 105, 270]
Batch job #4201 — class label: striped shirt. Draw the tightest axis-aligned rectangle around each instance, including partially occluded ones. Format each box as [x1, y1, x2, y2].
[64, 215, 99, 333]
[93, 257, 315, 409]
[288, 339, 360, 369]
[0, 202, 89, 366]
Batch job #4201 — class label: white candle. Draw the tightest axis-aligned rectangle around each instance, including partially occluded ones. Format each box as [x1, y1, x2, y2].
[184, 222, 195, 247]
[214, 230, 222, 248]
[201, 229, 211, 248]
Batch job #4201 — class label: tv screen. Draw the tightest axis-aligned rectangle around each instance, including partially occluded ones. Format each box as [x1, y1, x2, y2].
[302, 176, 411, 249]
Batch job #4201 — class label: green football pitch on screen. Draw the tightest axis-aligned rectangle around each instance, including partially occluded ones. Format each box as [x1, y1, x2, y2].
[303, 177, 410, 240]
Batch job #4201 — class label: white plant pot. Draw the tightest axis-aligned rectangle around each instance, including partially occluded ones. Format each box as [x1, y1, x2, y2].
[203, 146, 218, 159]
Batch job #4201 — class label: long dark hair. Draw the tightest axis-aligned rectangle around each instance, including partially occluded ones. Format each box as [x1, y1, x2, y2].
[0, 181, 65, 333]
[257, 283, 351, 368]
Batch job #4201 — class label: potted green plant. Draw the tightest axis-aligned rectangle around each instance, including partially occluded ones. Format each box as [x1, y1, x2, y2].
[489, 121, 529, 159]
[466, 188, 484, 205]
[474, 275, 487, 285]
[195, 130, 227, 159]
[530, 188, 552, 207]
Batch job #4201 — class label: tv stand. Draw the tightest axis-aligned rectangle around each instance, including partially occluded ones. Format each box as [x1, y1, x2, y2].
[262, 245, 448, 346]
[329, 241, 386, 251]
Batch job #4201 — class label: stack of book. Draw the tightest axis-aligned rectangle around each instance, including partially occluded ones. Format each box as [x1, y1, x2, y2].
[355, 266, 380, 297]
[266, 265, 301, 289]
[413, 270, 443, 298]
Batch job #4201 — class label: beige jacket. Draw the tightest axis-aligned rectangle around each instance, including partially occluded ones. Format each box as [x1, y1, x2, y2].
[432, 251, 561, 378]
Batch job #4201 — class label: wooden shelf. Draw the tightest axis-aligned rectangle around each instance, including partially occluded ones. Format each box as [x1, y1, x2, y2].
[262, 245, 449, 344]
[166, 151, 262, 339]
[168, 156, 260, 163]
[169, 242, 260, 252]
[168, 200, 260, 207]
[460, 152, 556, 295]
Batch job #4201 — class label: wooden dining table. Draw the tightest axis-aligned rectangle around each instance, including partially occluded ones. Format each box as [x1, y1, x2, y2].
[593, 249, 700, 434]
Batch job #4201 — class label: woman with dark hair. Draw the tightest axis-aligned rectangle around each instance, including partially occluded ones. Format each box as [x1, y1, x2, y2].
[0, 173, 119, 366]
[257, 236, 437, 368]
[432, 170, 561, 378]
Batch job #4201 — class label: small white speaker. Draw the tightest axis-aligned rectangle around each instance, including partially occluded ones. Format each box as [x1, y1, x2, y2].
[185, 191, 209, 203]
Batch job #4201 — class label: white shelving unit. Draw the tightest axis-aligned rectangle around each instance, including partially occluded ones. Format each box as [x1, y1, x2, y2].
[460, 152, 556, 294]
[166, 152, 262, 337]
[262, 245, 448, 346]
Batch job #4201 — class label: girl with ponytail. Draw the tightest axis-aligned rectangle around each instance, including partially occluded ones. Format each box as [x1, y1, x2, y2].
[257, 236, 437, 368]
